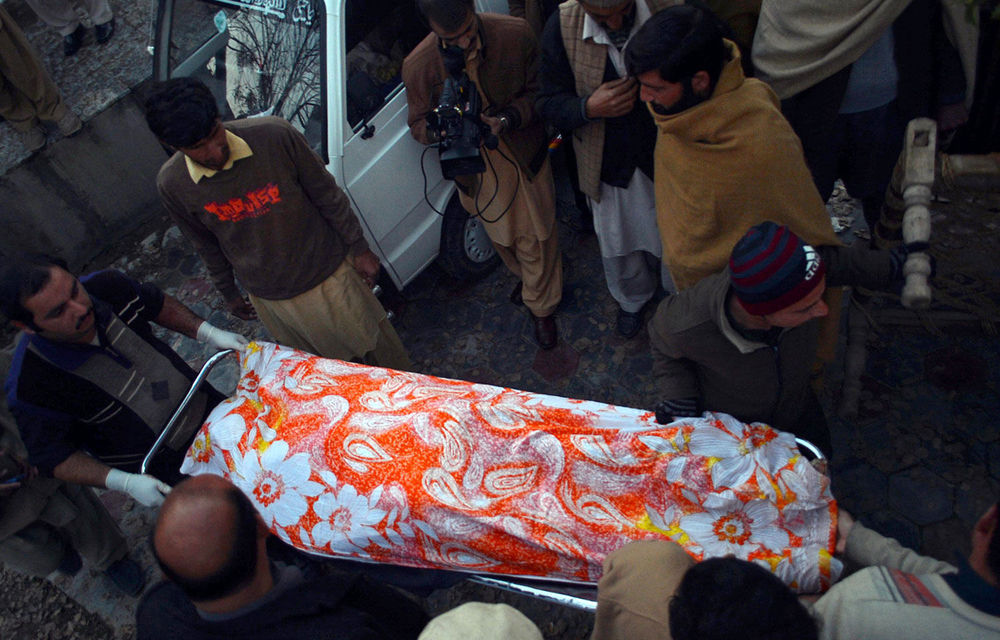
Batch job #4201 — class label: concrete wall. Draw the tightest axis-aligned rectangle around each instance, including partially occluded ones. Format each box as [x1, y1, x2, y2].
[0, 94, 167, 269]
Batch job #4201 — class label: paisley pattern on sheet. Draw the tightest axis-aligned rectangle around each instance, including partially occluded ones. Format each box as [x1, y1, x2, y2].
[182, 342, 841, 592]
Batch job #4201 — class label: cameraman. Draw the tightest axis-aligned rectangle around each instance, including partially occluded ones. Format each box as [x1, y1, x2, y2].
[403, 0, 564, 350]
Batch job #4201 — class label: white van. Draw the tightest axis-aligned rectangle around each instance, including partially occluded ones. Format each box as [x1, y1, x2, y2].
[151, 0, 510, 289]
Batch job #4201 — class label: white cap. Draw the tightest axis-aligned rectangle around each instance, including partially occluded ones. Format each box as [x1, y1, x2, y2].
[418, 602, 543, 640]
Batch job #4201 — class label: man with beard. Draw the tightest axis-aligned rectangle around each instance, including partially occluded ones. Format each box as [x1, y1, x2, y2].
[1, 255, 245, 504]
[624, 4, 838, 292]
[537, 0, 679, 338]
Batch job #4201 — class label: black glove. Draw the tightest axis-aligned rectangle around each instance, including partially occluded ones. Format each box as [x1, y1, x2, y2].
[653, 397, 701, 425]
[889, 241, 936, 284]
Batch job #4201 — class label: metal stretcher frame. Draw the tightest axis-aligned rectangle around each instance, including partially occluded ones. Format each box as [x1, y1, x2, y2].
[144, 350, 827, 612]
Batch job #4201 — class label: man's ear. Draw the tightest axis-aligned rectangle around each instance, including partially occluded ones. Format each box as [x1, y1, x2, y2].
[974, 504, 998, 541]
[254, 513, 270, 539]
[691, 70, 711, 96]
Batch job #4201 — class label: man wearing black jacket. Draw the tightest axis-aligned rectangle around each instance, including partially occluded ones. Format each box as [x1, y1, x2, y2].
[137, 474, 428, 640]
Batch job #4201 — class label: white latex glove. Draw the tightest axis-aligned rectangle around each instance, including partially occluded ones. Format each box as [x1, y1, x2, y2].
[105, 469, 171, 507]
[196, 321, 249, 351]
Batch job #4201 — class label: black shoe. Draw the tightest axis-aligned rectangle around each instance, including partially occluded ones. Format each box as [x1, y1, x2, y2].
[509, 281, 524, 306]
[103, 556, 145, 597]
[533, 314, 557, 350]
[95, 18, 115, 45]
[617, 308, 643, 339]
[57, 548, 83, 576]
[63, 24, 86, 56]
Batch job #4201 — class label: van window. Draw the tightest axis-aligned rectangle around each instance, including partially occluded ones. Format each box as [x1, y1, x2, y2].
[344, 0, 428, 129]
[163, 0, 324, 152]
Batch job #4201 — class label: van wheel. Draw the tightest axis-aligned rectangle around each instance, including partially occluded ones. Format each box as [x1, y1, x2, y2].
[436, 194, 499, 281]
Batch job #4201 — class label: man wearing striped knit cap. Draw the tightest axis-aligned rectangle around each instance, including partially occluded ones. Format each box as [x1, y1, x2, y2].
[648, 221, 917, 455]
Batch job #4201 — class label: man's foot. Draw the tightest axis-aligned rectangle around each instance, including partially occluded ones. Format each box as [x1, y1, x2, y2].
[509, 281, 524, 306]
[616, 308, 643, 339]
[18, 126, 47, 152]
[56, 111, 82, 137]
[532, 313, 557, 350]
[63, 24, 86, 56]
[103, 556, 145, 597]
[95, 18, 115, 44]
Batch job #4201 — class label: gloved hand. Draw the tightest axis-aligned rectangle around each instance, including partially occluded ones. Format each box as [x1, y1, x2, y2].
[653, 397, 701, 425]
[197, 321, 249, 351]
[105, 469, 171, 507]
[889, 241, 936, 284]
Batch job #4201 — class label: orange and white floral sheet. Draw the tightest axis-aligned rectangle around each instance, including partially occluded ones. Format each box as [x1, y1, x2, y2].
[181, 342, 842, 592]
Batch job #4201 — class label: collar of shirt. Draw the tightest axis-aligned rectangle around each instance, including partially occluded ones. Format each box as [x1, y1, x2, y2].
[942, 556, 1000, 617]
[582, 0, 651, 78]
[185, 129, 253, 184]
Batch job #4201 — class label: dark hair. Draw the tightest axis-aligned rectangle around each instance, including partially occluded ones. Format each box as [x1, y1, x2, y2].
[0, 254, 68, 328]
[625, 4, 727, 86]
[144, 77, 220, 148]
[152, 484, 259, 602]
[416, 0, 475, 32]
[669, 557, 818, 640]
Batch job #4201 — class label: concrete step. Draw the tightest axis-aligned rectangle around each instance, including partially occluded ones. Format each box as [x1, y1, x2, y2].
[0, 0, 165, 266]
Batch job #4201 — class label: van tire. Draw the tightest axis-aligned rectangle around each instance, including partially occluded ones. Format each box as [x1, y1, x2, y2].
[436, 194, 500, 281]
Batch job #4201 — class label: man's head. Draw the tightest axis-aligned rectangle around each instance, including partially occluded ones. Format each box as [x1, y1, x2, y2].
[669, 557, 818, 640]
[152, 475, 268, 605]
[969, 501, 1000, 586]
[729, 222, 828, 329]
[579, 0, 636, 33]
[144, 78, 230, 170]
[417, 0, 478, 50]
[0, 256, 97, 343]
[625, 5, 727, 115]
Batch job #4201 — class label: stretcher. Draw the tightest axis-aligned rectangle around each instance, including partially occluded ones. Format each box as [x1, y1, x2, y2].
[145, 342, 836, 611]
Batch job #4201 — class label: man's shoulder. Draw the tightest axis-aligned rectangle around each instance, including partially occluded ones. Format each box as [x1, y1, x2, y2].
[225, 116, 293, 136]
[402, 32, 438, 71]
[137, 581, 204, 638]
[816, 565, 956, 617]
[658, 274, 727, 333]
[4, 335, 33, 399]
[482, 12, 534, 40]
[157, 151, 188, 187]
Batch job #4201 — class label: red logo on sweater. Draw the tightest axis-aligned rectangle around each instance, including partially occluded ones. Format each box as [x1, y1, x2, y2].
[203, 183, 282, 221]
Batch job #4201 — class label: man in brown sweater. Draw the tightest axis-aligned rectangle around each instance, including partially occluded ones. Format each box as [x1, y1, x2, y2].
[402, 0, 563, 350]
[145, 78, 410, 370]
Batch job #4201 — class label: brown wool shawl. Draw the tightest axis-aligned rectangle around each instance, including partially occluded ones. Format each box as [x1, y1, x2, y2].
[650, 44, 839, 292]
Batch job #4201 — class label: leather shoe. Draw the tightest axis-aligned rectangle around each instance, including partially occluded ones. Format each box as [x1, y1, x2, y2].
[95, 18, 115, 45]
[509, 281, 523, 306]
[533, 314, 557, 350]
[63, 24, 86, 57]
[616, 308, 643, 339]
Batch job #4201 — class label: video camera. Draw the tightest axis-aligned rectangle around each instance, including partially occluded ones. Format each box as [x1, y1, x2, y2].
[425, 45, 497, 179]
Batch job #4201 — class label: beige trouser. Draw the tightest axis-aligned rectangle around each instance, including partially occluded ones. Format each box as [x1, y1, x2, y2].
[494, 229, 563, 318]
[0, 7, 68, 131]
[250, 260, 412, 372]
[0, 483, 127, 576]
[23, 0, 113, 36]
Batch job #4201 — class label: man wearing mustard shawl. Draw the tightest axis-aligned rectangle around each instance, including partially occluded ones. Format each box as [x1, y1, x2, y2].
[624, 4, 838, 292]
